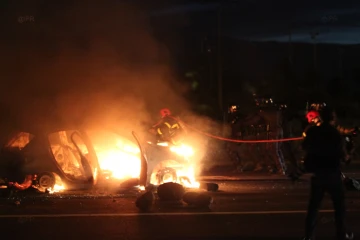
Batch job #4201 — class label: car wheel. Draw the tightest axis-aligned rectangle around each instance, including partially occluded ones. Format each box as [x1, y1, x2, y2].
[37, 172, 56, 190]
[156, 167, 177, 185]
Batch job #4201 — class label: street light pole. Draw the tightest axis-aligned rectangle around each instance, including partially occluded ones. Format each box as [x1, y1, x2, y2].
[217, 5, 223, 114]
[288, 24, 293, 65]
[310, 31, 319, 71]
[338, 48, 344, 78]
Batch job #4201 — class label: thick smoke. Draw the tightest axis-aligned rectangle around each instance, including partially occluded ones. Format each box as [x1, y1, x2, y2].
[0, 0, 230, 176]
[0, 1, 189, 135]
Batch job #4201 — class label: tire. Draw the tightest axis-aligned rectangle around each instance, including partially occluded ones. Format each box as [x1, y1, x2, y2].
[37, 172, 56, 190]
[156, 167, 177, 185]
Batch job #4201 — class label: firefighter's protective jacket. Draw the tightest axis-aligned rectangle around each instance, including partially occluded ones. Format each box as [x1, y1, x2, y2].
[303, 121, 350, 162]
[302, 123, 344, 173]
[151, 115, 185, 145]
[303, 119, 353, 137]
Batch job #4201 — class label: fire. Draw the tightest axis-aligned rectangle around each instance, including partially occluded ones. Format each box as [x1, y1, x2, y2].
[148, 142, 200, 188]
[177, 165, 200, 188]
[170, 144, 194, 158]
[169, 144, 199, 188]
[88, 131, 200, 189]
[95, 139, 141, 179]
[47, 184, 65, 194]
[136, 185, 145, 191]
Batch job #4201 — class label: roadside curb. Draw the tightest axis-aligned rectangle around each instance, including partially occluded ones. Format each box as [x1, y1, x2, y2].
[198, 176, 308, 182]
[199, 172, 360, 182]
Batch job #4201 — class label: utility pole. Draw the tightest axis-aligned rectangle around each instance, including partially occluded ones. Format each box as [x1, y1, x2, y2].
[217, 5, 223, 114]
[201, 37, 214, 90]
[310, 30, 320, 95]
[310, 31, 319, 71]
[288, 24, 293, 65]
[338, 48, 344, 79]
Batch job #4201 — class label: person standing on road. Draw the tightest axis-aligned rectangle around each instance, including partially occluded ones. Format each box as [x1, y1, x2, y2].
[304, 108, 356, 164]
[301, 106, 353, 240]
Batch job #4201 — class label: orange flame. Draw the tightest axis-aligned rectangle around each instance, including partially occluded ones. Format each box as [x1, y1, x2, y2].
[48, 184, 65, 194]
[49, 131, 200, 191]
[95, 135, 199, 188]
[95, 141, 141, 179]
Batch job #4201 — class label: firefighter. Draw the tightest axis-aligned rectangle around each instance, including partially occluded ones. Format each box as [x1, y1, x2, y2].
[302, 106, 354, 240]
[304, 102, 355, 136]
[303, 106, 356, 162]
[149, 108, 185, 146]
[303, 110, 322, 137]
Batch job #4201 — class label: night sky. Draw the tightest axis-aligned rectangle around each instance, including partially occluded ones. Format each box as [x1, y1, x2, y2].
[1, 0, 360, 125]
[148, 0, 360, 102]
[3, 0, 360, 44]
[151, 0, 360, 44]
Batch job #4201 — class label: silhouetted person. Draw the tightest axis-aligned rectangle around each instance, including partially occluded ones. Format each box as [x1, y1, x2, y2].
[302, 107, 353, 240]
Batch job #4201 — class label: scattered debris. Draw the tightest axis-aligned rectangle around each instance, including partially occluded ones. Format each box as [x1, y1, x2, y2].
[135, 191, 155, 212]
[157, 182, 185, 201]
[200, 182, 219, 192]
[183, 192, 213, 208]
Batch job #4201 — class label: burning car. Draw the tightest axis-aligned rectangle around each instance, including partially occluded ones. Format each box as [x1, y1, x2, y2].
[86, 130, 143, 182]
[0, 126, 199, 194]
[0, 129, 100, 192]
[132, 131, 199, 189]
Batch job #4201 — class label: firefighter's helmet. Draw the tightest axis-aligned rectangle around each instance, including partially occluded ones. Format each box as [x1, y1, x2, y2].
[160, 108, 171, 117]
[306, 110, 320, 123]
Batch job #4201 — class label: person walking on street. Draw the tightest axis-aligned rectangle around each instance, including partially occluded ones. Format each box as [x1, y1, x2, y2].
[302, 106, 353, 240]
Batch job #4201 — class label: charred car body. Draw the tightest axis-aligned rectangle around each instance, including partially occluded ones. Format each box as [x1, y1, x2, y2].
[0, 129, 100, 191]
[132, 131, 198, 188]
[0, 123, 197, 193]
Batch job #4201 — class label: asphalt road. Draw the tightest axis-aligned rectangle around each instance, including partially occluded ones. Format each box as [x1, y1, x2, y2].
[0, 179, 359, 240]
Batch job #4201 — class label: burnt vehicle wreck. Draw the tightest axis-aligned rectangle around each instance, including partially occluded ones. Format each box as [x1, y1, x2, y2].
[132, 131, 199, 189]
[0, 129, 100, 192]
[0, 126, 198, 195]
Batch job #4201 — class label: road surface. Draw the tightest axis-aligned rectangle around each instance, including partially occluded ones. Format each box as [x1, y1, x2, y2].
[0, 178, 359, 240]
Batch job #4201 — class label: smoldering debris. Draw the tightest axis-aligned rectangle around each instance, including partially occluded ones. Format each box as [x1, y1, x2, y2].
[134, 182, 217, 212]
[135, 190, 155, 212]
[157, 182, 185, 201]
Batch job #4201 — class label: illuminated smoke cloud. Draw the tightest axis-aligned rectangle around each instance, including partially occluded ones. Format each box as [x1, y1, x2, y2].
[0, 0, 189, 133]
